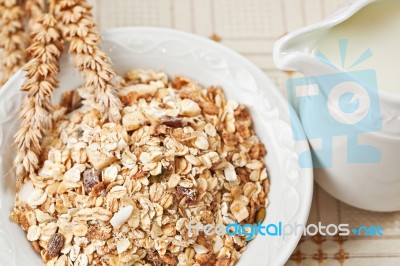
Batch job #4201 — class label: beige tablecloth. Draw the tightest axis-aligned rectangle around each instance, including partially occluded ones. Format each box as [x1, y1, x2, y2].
[90, 1, 400, 265]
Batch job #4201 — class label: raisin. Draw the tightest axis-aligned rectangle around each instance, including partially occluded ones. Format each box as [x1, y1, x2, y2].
[83, 169, 101, 194]
[47, 233, 65, 257]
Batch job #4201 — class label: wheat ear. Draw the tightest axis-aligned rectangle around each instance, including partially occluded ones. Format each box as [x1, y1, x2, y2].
[14, 12, 63, 187]
[55, 0, 122, 123]
[0, 0, 27, 86]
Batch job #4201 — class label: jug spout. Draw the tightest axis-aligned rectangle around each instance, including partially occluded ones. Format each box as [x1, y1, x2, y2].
[273, 0, 375, 75]
[273, 30, 331, 76]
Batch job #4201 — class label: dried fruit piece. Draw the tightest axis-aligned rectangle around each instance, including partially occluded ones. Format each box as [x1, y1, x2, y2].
[176, 186, 197, 204]
[161, 115, 188, 128]
[83, 169, 101, 194]
[47, 233, 65, 257]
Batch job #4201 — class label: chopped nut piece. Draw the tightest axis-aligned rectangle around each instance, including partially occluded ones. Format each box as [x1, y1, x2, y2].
[179, 99, 201, 116]
[87, 150, 118, 171]
[195, 135, 209, 150]
[64, 164, 85, 182]
[193, 243, 209, 254]
[122, 110, 147, 131]
[103, 165, 118, 182]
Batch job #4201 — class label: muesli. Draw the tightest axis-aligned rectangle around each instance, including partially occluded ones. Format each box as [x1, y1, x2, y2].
[12, 69, 270, 266]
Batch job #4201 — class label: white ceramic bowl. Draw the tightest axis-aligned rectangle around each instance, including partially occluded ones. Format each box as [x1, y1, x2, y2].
[0, 27, 313, 266]
[274, 0, 400, 212]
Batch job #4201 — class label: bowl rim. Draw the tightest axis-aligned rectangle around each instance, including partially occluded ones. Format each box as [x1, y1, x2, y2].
[0, 26, 313, 266]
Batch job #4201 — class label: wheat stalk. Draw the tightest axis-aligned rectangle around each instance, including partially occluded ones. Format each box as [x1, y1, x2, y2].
[14, 12, 63, 187]
[55, 0, 122, 123]
[0, 0, 28, 86]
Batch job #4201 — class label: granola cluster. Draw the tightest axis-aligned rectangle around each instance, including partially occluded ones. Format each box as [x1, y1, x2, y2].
[12, 70, 270, 266]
